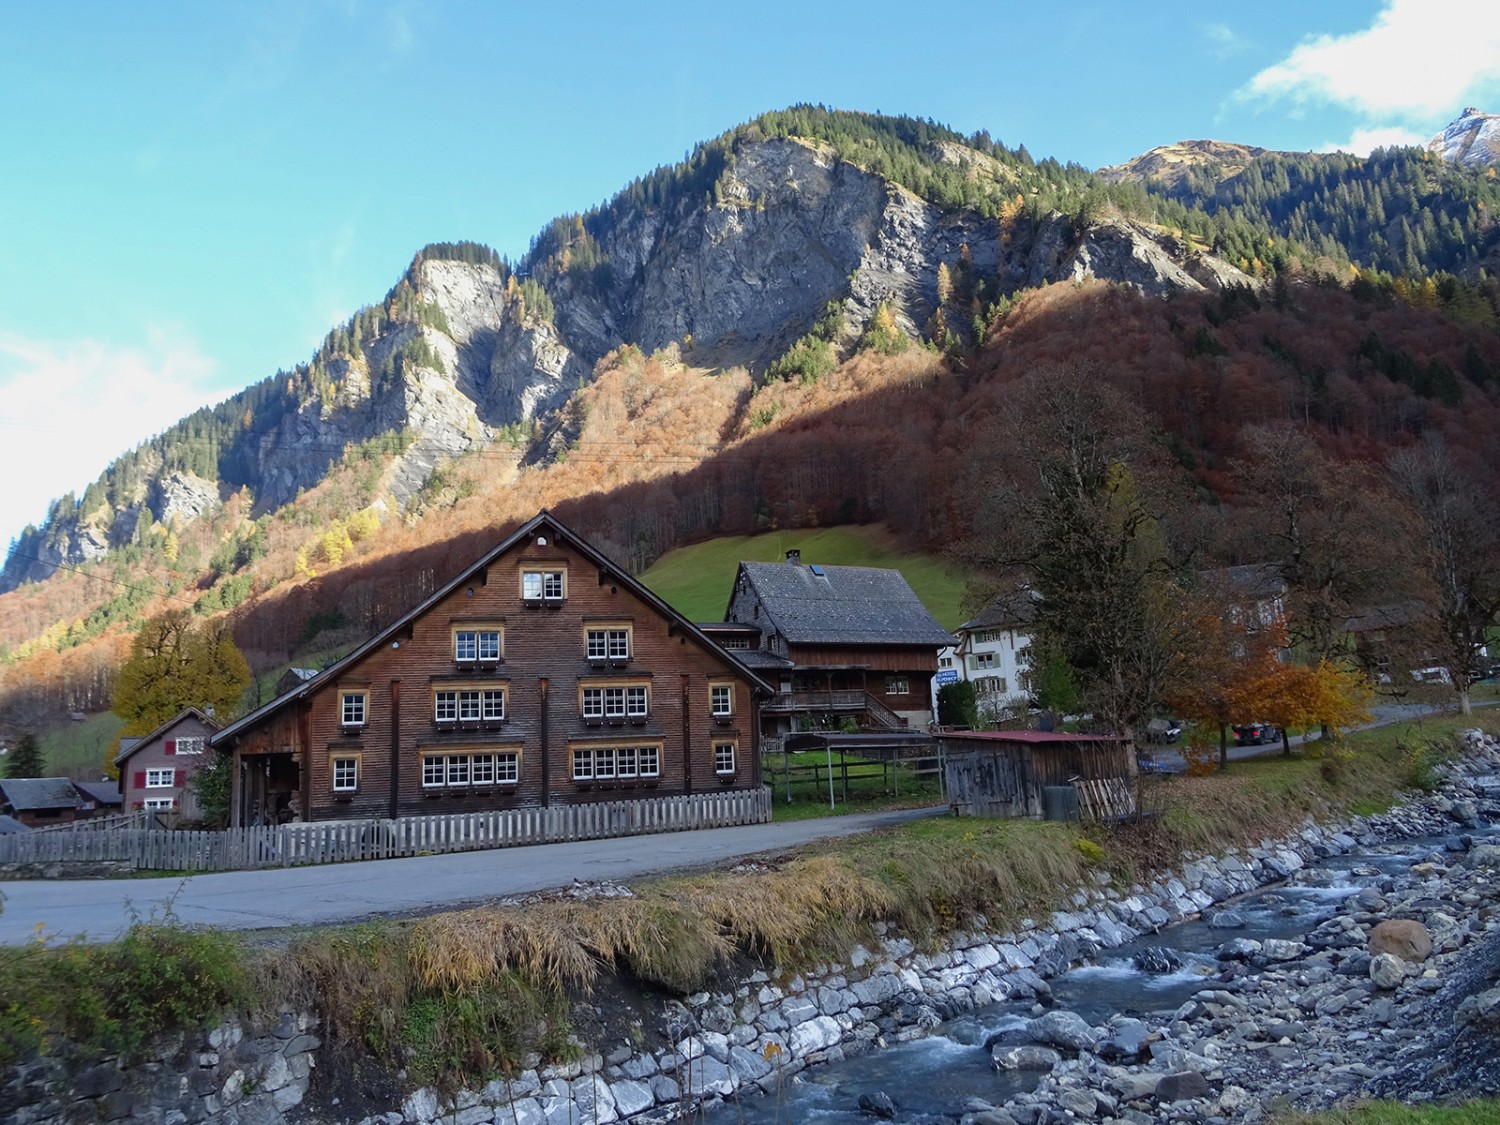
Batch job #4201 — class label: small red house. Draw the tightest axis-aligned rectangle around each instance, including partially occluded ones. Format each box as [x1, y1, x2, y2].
[114, 707, 221, 820]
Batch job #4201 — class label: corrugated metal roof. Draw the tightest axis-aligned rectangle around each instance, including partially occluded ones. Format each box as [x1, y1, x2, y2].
[738, 562, 953, 647]
[941, 731, 1128, 745]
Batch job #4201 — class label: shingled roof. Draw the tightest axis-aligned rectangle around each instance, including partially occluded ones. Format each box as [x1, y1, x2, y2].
[735, 562, 953, 647]
[0, 777, 82, 812]
[959, 588, 1039, 633]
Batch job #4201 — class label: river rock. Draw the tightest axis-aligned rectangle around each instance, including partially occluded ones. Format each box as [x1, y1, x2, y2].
[1215, 937, 1263, 961]
[1154, 1070, 1210, 1101]
[1260, 938, 1306, 961]
[858, 1091, 897, 1118]
[1096, 1018, 1154, 1062]
[1369, 919, 1434, 962]
[1023, 1010, 1097, 1053]
[1369, 953, 1407, 990]
[1207, 910, 1246, 929]
[992, 1044, 1062, 1070]
[1132, 946, 1185, 973]
[1467, 843, 1500, 868]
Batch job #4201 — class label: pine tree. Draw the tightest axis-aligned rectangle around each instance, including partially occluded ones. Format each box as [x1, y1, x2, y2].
[5, 732, 45, 778]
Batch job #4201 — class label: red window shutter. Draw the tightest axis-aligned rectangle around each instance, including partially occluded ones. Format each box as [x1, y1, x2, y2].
[133, 771, 146, 789]
[175, 770, 186, 787]
[132, 801, 143, 810]
[164, 739, 176, 755]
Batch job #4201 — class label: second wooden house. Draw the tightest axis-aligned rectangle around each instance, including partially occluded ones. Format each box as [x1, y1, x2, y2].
[212, 512, 772, 827]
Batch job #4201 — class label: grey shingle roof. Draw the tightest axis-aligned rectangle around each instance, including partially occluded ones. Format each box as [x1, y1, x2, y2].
[739, 563, 953, 647]
[1201, 563, 1287, 601]
[0, 777, 83, 812]
[959, 589, 1039, 632]
[74, 780, 122, 806]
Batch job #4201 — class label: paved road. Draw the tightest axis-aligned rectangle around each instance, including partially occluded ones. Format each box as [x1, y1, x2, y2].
[0, 806, 945, 945]
[1140, 701, 1461, 771]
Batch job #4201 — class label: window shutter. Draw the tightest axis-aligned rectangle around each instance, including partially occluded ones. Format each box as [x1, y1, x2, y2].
[132, 801, 143, 810]
[164, 739, 176, 755]
[133, 771, 146, 789]
[175, 770, 186, 787]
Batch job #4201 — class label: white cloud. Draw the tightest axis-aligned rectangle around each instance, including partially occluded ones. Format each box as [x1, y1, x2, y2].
[0, 328, 221, 550]
[1244, 0, 1500, 120]
[1202, 23, 1245, 60]
[1323, 124, 1430, 155]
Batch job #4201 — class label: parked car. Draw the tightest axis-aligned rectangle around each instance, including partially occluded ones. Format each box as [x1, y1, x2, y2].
[1232, 721, 1278, 746]
[1143, 717, 1183, 744]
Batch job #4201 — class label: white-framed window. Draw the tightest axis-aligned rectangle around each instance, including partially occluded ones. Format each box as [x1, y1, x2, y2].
[143, 797, 177, 811]
[710, 683, 733, 717]
[714, 741, 737, 776]
[522, 569, 566, 601]
[885, 676, 909, 696]
[422, 749, 519, 788]
[938, 655, 953, 669]
[722, 636, 752, 650]
[175, 737, 205, 755]
[454, 628, 503, 663]
[435, 687, 506, 723]
[976, 675, 1007, 695]
[586, 626, 631, 660]
[573, 744, 660, 782]
[969, 653, 996, 671]
[145, 768, 175, 788]
[581, 683, 649, 719]
[332, 755, 359, 792]
[594, 746, 616, 779]
[572, 747, 594, 781]
[341, 691, 367, 727]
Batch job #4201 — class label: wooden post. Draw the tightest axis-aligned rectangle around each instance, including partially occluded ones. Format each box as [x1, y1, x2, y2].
[388, 679, 401, 821]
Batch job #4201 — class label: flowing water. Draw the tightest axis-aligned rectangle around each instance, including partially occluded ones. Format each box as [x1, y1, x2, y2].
[711, 831, 1478, 1124]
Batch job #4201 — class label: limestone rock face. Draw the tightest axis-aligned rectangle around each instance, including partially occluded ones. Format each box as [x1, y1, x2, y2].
[2, 133, 1258, 593]
[1369, 918, 1434, 962]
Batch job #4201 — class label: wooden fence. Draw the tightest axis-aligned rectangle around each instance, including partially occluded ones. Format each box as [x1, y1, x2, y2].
[0, 788, 772, 873]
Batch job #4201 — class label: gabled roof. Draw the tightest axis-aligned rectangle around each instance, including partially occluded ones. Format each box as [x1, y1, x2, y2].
[958, 588, 1039, 633]
[113, 707, 220, 767]
[214, 511, 775, 746]
[284, 667, 319, 683]
[74, 780, 122, 806]
[0, 777, 83, 811]
[731, 562, 953, 647]
[1342, 602, 1422, 635]
[0, 814, 30, 834]
[1201, 563, 1287, 602]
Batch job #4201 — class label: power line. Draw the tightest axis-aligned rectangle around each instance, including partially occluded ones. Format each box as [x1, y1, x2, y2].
[2, 550, 201, 608]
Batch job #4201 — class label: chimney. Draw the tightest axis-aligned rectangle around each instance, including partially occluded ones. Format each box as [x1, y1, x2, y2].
[785, 549, 801, 565]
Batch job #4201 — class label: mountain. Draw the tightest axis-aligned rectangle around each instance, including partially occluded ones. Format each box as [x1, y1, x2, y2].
[2, 110, 1255, 592]
[1427, 107, 1500, 171]
[1096, 139, 1280, 190]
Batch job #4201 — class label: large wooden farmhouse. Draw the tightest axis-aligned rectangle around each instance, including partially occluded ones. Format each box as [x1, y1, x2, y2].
[707, 552, 953, 738]
[212, 512, 772, 827]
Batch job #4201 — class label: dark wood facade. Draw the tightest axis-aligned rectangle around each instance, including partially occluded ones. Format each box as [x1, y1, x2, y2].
[215, 513, 771, 826]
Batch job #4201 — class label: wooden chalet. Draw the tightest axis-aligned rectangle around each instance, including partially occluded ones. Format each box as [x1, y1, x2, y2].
[939, 730, 1136, 820]
[710, 552, 953, 738]
[212, 512, 773, 827]
[115, 707, 220, 820]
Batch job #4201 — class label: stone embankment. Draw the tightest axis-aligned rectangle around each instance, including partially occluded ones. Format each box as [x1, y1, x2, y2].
[381, 730, 1500, 1125]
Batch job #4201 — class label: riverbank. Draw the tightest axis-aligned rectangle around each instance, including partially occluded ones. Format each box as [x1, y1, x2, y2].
[5, 720, 1499, 1125]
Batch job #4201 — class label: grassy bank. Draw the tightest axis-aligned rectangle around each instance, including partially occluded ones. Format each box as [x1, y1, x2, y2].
[1273, 1102, 1500, 1125]
[3, 711, 1495, 1097]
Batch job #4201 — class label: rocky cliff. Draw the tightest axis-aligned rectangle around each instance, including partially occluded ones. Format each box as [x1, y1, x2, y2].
[1427, 107, 1500, 171]
[1, 132, 1251, 592]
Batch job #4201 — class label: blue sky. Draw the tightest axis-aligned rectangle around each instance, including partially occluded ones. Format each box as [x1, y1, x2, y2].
[1, 0, 1498, 551]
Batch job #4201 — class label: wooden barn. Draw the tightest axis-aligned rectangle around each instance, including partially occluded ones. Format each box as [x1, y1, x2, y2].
[938, 731, 1137, 821]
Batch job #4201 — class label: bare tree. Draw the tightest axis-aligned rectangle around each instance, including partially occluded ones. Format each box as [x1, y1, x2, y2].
[1389, 436, 1500, 714]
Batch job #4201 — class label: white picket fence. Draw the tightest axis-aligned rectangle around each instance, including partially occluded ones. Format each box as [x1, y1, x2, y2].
[0, 788, 772, 873]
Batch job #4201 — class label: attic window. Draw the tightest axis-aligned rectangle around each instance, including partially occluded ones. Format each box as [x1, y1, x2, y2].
[809, 564, 826, 577]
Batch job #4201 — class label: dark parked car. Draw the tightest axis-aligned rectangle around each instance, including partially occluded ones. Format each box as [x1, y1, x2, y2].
[1232, 722, 1278, 746]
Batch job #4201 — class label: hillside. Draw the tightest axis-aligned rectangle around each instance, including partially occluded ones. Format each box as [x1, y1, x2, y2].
[3, 107, 1500, 753]
[638, 526, 970, 628]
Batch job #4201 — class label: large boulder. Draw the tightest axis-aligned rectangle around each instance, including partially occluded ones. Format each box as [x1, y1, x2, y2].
[992, 1044, 1063, 1071]
[1369, 919, 1434, 963]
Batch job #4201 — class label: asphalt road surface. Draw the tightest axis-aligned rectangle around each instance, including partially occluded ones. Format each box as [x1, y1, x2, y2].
[0, 806, 945, 945]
